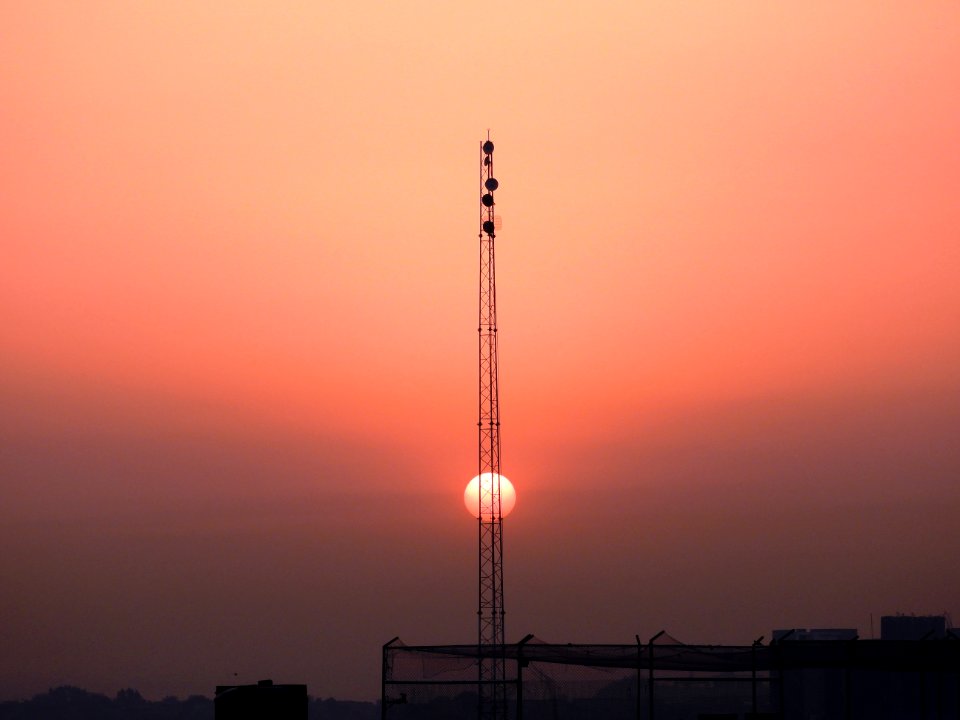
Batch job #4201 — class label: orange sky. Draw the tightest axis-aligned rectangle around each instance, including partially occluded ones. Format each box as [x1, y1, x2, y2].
[2, 1, 959, 702]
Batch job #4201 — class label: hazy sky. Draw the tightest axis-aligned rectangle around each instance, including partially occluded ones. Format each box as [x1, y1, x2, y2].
[2, 1, 959, 703]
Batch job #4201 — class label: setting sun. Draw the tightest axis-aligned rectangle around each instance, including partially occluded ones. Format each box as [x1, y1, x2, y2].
[464, 473, 517, 520]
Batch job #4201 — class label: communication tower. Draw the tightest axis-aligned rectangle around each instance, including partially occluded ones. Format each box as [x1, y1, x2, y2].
[477, 133, 506, 720]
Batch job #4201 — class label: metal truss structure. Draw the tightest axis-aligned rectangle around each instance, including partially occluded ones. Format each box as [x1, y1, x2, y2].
[383, 635, 960, 720]
[477, 133, 506, 720]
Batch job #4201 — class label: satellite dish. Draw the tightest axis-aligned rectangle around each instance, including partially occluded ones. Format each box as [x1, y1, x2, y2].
[481, 193, 494, 207]
[482, 140, 494, 154]
[485, 178, 499, 191]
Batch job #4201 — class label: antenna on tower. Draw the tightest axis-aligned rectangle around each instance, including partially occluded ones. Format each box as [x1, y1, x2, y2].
[477, 132, 507, 720]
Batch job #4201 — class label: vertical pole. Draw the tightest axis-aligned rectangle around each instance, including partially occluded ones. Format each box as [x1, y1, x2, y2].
[516, 634, 533, 720]
[381, 647, 387, 720]
[381, 637, 399, 720]
[516, 656, 522, 720]
[648, 644, 654, 720]
[648, 631, 664, 720]
[635, 636, 643, 720]
[752, 636, 764, 718]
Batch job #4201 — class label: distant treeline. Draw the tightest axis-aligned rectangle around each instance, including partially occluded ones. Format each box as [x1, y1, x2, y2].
[0, 687, 378, 720]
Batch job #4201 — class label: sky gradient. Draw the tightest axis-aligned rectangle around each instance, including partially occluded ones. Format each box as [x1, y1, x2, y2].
[2, 1, 959, 702]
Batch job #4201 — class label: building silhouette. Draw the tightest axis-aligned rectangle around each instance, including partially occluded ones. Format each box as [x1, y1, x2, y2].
[214, 679, 307, 720]
[881, 614, 948, 641]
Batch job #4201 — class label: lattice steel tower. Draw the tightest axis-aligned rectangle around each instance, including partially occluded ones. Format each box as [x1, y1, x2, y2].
[477, 133, 506, 720]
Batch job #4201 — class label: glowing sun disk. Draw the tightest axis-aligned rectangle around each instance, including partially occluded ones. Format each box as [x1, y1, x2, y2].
[464, 473, 516, 520]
